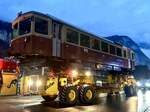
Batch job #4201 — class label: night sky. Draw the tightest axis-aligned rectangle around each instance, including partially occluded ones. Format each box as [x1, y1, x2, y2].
[0, 0, 150, 58]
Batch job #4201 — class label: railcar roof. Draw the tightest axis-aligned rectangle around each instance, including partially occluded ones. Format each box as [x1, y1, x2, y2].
[16, 11, 120, 46]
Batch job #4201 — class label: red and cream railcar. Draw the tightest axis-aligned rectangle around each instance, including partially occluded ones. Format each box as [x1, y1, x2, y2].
[9, 11, 135, 72]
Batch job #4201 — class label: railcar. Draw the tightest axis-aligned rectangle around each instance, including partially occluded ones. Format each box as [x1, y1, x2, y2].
[9, 11, 136, 105]
[10, 11, 135, 70]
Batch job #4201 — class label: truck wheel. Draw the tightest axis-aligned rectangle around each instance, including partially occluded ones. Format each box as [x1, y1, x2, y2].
[42, 95, 57, 102]
[79, 85, 96, 104]
[59, 86, 78, 105]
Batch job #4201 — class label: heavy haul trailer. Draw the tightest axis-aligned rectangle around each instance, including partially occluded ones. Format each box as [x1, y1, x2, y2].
[9, 11, 136, 105]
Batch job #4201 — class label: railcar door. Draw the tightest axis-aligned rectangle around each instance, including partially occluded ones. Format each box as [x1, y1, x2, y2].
[52, 22, 61, 57]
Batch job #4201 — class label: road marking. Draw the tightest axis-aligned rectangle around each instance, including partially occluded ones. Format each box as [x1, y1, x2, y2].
[16, 102, 41, 109]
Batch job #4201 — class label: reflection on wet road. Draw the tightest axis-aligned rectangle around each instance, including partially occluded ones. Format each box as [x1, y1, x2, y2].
[25, 93, 136, 112]
[137, 90, 150, 112]
[2, 90, 150, 112]
[124, 96, 138, 112]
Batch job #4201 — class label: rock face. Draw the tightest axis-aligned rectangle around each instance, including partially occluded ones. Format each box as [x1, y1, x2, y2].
[0, 39, 9, 57]
[0, 20, 11, 41]
[106, 35, 150, 68]
[0, 20, 11, 57]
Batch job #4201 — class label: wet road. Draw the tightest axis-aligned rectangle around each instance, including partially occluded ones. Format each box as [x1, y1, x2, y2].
[0, 90, 149, 112]
[137, 90, 150, 112]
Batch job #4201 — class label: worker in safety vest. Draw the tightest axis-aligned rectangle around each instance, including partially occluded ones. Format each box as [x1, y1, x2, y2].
[0, 70, 3, 95]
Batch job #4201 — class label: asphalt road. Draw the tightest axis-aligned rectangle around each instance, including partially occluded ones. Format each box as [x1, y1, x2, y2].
[0, 91, 145, 112]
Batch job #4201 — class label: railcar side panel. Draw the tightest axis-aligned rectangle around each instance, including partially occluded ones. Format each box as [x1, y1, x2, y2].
[10, 36, 52, 57]
[62, 42, 129, 68]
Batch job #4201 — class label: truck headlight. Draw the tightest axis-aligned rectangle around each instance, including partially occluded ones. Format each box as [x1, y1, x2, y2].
[136, 81, 141, 87]
[96, 80, 102, 87]
[85, 71, 91, 77]
[72, 70, 78, 77]
[145, 83, 150, 87]
[37, 80, 42, 87]
[28, 79, 33, 86]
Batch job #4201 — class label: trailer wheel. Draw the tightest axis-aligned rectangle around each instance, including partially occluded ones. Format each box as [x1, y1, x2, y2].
[59, 86, 78, 105]
[79, 85, 96, 104]
[132, 85, 137, 96]
[124, 85, 134, 97]
[42, 95, 57, 102]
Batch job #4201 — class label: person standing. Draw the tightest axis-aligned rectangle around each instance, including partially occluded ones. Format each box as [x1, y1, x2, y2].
[0, 70, 3, 95]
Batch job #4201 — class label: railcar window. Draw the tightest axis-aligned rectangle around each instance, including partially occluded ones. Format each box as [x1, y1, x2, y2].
[80, 34, 90, 48]
[66, 29, 79, 44]
[116, 47, 122, 57]
[19, 18, 31, 35]
[35, 18, 48, 35]
[110, 45, 116, 55]
[132, 52, 135, 60]
[91, 39, 100, 50]
[101, 42, 108, 52]
[123, 50, 127, 58]
[12, 23, 19, 38]
[128, 51, 131, 59]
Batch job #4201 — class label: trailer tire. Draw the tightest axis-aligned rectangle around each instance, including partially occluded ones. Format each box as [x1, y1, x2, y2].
[79, 85, 96, 104]
[59, 86, 78, 106]
[124, 85, 134, 97]
[42, 95, 57, 102]
[132, 85, 137, 96]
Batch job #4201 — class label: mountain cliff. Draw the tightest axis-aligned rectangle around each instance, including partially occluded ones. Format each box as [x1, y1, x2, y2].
[0, 20, 11, 57]
[0, 20, 11, 41]
[106, 35, 150, 68]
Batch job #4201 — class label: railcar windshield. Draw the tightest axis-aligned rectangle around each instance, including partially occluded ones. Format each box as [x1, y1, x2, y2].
[12, 17, 31, 38]
[19, 18, 31, 35]
[12, 23, 19, 39]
